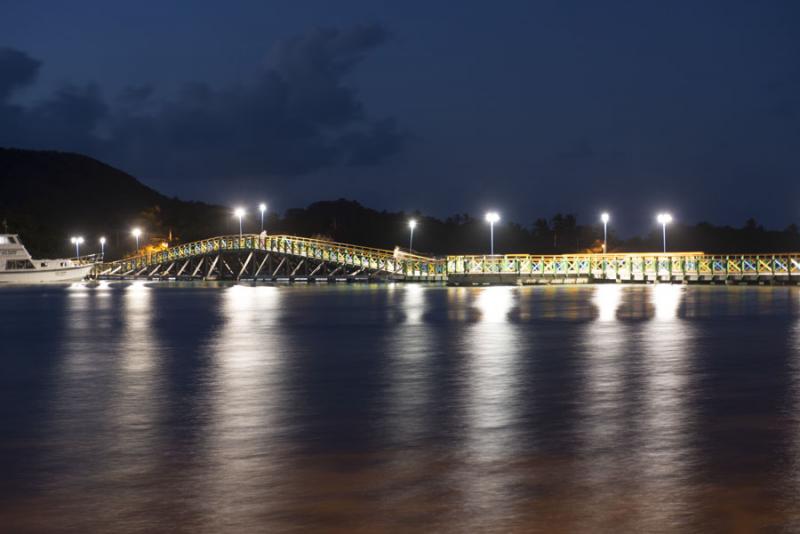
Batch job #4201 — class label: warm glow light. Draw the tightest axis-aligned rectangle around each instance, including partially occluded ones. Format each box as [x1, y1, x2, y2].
[70, 236, 84, 244]
[234, 207, 245, 218]
[259, 203, 267, 213]
[601, 212, 610, 224]
[657, 213, 673, 225]
[485, 211, 500, 224]
[99, 237, 106, 244]
[475, 286, 514, 323]
[593, 284, 621, 322]
[132, 228, 142, 238]
[408, 219, 417, 230]
[653, 284, 682, 320]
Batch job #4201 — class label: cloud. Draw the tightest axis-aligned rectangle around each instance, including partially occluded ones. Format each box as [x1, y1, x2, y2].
[0, 24, 406, 185]
[0, 47, 40, 101]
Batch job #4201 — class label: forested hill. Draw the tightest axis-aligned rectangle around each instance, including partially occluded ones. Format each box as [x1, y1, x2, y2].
[2, 147, 799, 259]
[0, 148, 227, 257]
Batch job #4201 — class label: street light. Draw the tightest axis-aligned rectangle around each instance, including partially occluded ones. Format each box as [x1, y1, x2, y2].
[259, 203, 267, 232]
[234, 207, 245, 240]
[657, 213, 673, 253]
[485, 211, 500, 255]
[601, 212, 610, 253]
[408, 219, 417, 251]
[99, 236, 106, 257]
[132, 228, 142, 251]
[70, 236, 84, 258]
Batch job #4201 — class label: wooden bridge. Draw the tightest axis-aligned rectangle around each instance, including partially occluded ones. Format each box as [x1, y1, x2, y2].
[98, 234, 446, 282]
[446, 252, 800, 284]
[97, 234, 800, 285]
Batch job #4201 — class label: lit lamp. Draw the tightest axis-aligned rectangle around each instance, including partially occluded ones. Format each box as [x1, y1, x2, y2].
[656, 213, 673, 253]
[234, 207, 245, 240]
[259, 203, 267, 232]
[99, 236, 106, 257]
[601, 212, 610, 253]
[132, 228, 142, 252]
[70, 236, 84, 258]
[408, 219, 417, 251]
[485, 211, 500, 255]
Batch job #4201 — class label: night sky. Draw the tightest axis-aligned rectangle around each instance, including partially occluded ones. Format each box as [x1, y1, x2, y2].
[2, 1, 799, 233]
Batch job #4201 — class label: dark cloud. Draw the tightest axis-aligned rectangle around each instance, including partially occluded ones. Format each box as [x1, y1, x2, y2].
[0, 24, 406, 185]
[0, 47, 40, 101]
[339, 118, 405, 166]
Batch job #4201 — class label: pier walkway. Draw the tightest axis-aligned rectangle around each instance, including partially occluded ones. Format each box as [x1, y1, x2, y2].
[97, 234, 800, 284]
[446, 252, 800, 284]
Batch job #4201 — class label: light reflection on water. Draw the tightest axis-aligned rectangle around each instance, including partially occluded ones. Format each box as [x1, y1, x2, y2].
[200, 285, 290, 531]
[460, 287, 524, 528]
[1, 283, 800, 531]
[634, 285, 696, 531]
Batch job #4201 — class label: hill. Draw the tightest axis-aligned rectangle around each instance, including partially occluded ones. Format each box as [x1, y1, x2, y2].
[0, 148, 228, 258]
[2, 147, 799, 258]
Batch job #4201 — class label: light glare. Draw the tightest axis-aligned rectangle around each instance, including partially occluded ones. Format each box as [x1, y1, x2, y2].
[485, 211, 500, 224]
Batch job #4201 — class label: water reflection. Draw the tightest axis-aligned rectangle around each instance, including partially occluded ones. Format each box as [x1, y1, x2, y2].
[788, 314, 800, 528]
[39, 281, 168, 527]
[384, 285, 435, 447]
[459, 286, 525, 527]
[633, 284, 697, 531]
[200, 284, 289, 531]
[566, 284, 626, 528]
[5, 284, 800, 531]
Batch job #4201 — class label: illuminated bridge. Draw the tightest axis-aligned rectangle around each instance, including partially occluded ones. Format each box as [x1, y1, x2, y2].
[98, 234, 800, 285]
[446, 252, 800, 284]
[99, 234, 446, 282]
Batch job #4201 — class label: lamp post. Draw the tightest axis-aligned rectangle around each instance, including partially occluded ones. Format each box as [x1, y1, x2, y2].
[234, 207, 245, 241]
[485, 211, 500, 255]
[132, 228, 142, 252]
[70, 236, 84, 258]
[408, 219, 417, 251]
[259, 203, 267, 232]
[601, 212, 610, 253]
[99, 236, 106, 257]
[657, 213, 672, 253]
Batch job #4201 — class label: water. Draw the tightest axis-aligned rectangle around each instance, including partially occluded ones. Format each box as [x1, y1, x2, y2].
[2, 282, 800, 532]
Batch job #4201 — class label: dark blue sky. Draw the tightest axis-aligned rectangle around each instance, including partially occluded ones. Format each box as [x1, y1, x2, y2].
[2, 1, 799, 232]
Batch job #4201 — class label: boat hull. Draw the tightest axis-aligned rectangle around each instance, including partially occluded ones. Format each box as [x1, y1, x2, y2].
[0, 264, 94, 284]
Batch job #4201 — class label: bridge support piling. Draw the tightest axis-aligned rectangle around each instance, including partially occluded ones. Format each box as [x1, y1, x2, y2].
[205, 255, 220, 280]
[237, 252, 253, 280]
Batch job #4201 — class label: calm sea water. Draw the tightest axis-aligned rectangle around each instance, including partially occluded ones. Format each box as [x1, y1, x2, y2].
[2, 282, 800, 532]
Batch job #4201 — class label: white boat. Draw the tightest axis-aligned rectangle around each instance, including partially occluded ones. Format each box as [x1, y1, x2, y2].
[0, 234, 96, 284]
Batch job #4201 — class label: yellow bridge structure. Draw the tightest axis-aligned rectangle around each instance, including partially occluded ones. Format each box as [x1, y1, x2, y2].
[98, 233, 800, 284]
[446, 252, 800, 284]
[99, 234, 446, 282]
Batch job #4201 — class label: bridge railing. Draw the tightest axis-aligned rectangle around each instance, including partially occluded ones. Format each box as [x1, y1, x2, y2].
[446, 252, 800, 278]
[106, 234, 446, 277]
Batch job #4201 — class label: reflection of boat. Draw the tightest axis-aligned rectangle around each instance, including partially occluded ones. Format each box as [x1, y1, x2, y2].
[0, 234, 96, 284]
